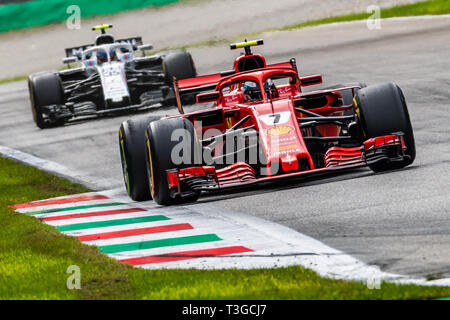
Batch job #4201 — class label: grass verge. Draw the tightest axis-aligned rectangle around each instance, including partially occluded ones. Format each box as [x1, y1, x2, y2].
[0, 75, 27, 85]
[0, 155, 450, 299]
[278, 0, 450, 31]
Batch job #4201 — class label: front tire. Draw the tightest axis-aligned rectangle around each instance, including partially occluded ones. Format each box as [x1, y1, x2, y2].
[119, 116, 162, 201]
[146, 117, 201, 206]
[28, 72, 65, 129]
[355, 82, 415, 172]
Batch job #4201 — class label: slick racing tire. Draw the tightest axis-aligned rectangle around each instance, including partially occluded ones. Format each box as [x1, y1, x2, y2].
[163, 50, 197, 105]
[28, 72, 65, 129]
[119, 116, 162, 201]
[146, 117, 201, 206]
[355, 82, 416, 172]
[163, 50, 197, 81]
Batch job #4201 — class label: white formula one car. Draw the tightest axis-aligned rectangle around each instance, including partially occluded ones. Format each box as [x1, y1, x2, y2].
[28, 24, 197, 128]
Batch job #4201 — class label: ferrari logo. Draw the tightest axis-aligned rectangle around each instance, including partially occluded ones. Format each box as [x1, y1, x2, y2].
[226, 117, 233, 129]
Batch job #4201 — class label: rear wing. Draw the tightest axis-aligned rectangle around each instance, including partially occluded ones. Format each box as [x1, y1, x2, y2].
[65, 37, 143, 59]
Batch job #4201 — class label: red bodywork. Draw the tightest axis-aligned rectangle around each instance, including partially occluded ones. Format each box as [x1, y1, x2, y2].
[164, 51, 407, 196]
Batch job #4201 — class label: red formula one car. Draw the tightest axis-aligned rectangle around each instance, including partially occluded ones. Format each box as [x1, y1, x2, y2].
[119, 40, 415, 205]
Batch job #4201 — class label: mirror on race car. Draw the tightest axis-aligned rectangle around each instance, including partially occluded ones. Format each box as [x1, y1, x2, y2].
[62, 56, 78, 67]
[299, 75, 323, 87]
[197, 92, 220, 104]
[138, 44, 153, 53]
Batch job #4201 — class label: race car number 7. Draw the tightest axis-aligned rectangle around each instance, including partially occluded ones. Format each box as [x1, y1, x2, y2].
[259, 111, 291, 126]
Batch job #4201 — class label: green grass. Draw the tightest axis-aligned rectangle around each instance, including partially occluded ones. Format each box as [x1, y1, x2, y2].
[278, 0, 450, 31]
[0, 75, 27, 85]
[1, 155, 450, 300]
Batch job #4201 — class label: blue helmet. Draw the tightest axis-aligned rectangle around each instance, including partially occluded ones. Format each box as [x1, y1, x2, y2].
[96, 50, 108, 64]
[109, 49, 117, 61]
[243, 81, 261, 102]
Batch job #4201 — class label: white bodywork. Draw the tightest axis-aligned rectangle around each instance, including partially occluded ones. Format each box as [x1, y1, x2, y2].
[82, 43, 135, 105]
[98, 62, 129, 103]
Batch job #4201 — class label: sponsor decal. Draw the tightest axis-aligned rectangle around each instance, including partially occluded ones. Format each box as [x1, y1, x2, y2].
[224, 95, 239, 104]
[278, 86, 291, 95]
[274, 148, 301, 156]
[277, 144, 300, 152]
[274, 136, 297, 143]
[267, 125, 293, 136]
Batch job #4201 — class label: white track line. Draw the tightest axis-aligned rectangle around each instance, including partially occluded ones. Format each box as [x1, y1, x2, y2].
[85, 228, 222, 247]
[29, 204, 132, 218]
[107, 240, 247, 261]
[44, 211, 167, 227]
[15, 199, 121, 214]
[0, 145, 112, 190]
[63, 219, 192, 237]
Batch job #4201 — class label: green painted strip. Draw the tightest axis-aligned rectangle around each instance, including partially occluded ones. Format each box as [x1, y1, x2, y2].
[0, 0, 180, 33]
[27, 202, 125, 215]
[56, 215, 170, 232]
[99, 234, 222, 254]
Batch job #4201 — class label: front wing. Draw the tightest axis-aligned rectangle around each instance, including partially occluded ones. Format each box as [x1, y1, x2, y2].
[165, 134, 408, 199]
[41, 90, 170, 123]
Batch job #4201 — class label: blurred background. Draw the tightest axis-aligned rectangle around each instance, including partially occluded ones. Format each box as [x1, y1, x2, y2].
[0, 0, 425, 78]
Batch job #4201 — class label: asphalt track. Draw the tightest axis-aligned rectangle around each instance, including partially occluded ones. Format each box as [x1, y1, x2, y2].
[1, 16, 449, 278]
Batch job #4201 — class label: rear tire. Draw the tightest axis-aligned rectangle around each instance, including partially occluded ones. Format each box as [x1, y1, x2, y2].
[146, 117, 201, 205]
[163, 50, 197, 81]
[28, 72, 65, 129]
[119, 116, 162, 201]
[163, 50, 197, 105]
[355, 82, 415, 172]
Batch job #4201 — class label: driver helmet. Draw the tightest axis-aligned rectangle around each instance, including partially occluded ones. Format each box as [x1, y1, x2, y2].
[96, 51, 108, 65]
[109, 49, 118, 62]
[264, 78, 279, 99]
[243, 81, 261, 102]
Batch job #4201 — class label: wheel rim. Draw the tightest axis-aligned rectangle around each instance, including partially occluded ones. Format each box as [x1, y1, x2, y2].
[29, 84, 38, 123]
[119, 129, 131, 197]
[146, 136, 156, 199]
